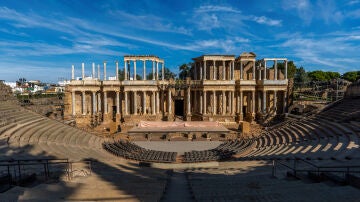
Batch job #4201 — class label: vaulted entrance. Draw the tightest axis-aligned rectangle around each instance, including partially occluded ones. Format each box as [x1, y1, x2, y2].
[174, 99, 184, 118]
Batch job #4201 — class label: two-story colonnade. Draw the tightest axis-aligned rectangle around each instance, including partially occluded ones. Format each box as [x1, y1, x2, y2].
[64, 53, 288, 133]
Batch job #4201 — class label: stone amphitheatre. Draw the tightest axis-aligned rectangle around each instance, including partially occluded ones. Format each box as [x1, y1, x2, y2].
[1, 54, 360, 201]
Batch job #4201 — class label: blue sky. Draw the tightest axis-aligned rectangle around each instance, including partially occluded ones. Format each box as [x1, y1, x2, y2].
[0, 0, 360, 82]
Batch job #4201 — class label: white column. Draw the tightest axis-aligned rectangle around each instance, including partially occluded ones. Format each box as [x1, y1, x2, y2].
[285, 60, 288, 79]
[104, 91, 108, 114]
[262, 90, 267, 112]
[143, 91, 146, 114]
[263, 60, 267, 80]
[200, 62, 203, 80]
[231, 60, 235, 80]
[161, 90, 164, 113]
[274, 90, 277, 114]
[82, 63, 85, 79]
[240, 91, 243, 119]
[156, 91, 160, 114]
[222, 60, 226, 80]
[124, 91, 128, 115]
[203, 91, 207, 114]
[103, 62, 107, 81]
[115, 61, 119, 80]
[200, 92, 203, 114]
[187, 88, 191, 115]
[72, 91, 76, 116]
[231, 91, 235, 115]
[92, 62, 96, 79]
[168, 88, 172, 114]
[252, 90, 255, 114]
[240, 60, 243, 80]
[222, 91, 226, 115]
[252, 60, 256, 80]
[133, 60, 137, 80]
[98, 64, 100, 80]
[116, 91, 120, 115]
[71, 65, 75, 80]
[97, 92, 101, 113]
[236, 91, 239, 114]
[124, 60, 128, 80]
[133, 91, 137, 115]
[213, 60, 216, 80]
[274, 60, 278, 80]
[152, 91, 156, 115]
[92, 91, 96, 115]
[143, 60, 146, 80]
[82, 91, 86, 115]
[152, 60, 155, 80]
[203, 60, 207, 80]
[212, 91, 216, 115]
[162, 62, 165, 80]
[156, 61, 159, 80]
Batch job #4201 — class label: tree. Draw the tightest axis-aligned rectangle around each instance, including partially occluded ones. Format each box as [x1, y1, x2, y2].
[294, 66, 309, 84]
[146, 72, 155, 80]
[159, 67, 176, 80]
[118, 69, 142, 80]
[308, 70, 340, 81]
[342, 71, 360, 82]
[178, 63, 192, 80]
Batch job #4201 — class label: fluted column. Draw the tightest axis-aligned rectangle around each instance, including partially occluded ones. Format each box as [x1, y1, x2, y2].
[97, 92, 101, 113]
[262, 90, 267, 112]
[156, 91, 160, 114]
[143, 91, 146, 114]
[103, 61, 107, 81]
[187, 88, 191, 115]
[203, 60, 207, 80]
[143, 60, 146, 80]
[222, 60, 226, 80]
[82, 91, 86, 115]
[71, 65, 75, 80]
[231, 91, 235, 115]
[222, 91, 226, 115]
[161, 90, 164, 113]
[263, 60, 267, 80]
[124, 60, 128, 80]
[133, 91, 137, 115]
[124, 91, 128, 115]
[81, 63, 85, 79]
[200, 62, 203, 80]
[203, 91, 207, 114]
[92, 91, 96, 115]
[213, 60, 216, 80]
[156, 61, 159, 80]
[231, 60, 235, 80]
[116, 91, 120, 115]
[72, 91, 76, 116]
[152, 60, 155, 80]
[168, 88, 172, 114]
[274, 60, 278, 80]
[274, 91, 277, 114]
[199, 91, 203, 114]
[133, 60, 137, 80]
[252, 60, 256, 80]
[212, 91, 216, 115]
[152, 91, 156, 115]
[240, 91, 243, 119]
[103, 91, 107, 114]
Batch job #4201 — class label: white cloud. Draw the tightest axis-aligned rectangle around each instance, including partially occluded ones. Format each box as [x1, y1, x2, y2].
[282, 0, 313, 25]
[251, 16, 282, 26]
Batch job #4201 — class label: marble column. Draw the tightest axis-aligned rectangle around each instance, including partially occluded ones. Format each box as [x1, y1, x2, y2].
[103, 91, 107, 114]
[152, 61, 155, 80]
[203, 91, 207, 114]
[222, 91, 226, 115]
[231, 60, 235, 80]
[115, 61, 118, 80]
[143, 60, 146, 80]
[263, 60, 267, 80]
[152, 91, 156, 115]
[222, 60, 226, 80]
[203, 60, 207, 80]
[156, 61, 159, 80]
[156, 91, 160, 114]
[200, 62, 203, 80]
[161, 90, 164, 113]
[274, 60, 278, 80]
[97, 92, 101, 113]
[213, 60, 216, 80]
[116, 91, 120, 115]
[227, 91, 231, 114]
[168, 88, 172, 114]
[262, 90, 267, 112]
[143, 91, 146, 114]
[199, 91, 203, 114]
[71, 65, 75, 80]
[103, 62, 107, 81]
[252, 91, 255, 114]
[92, 91, 96, 115]
[285, 60, 288, 79]
[72, 91, 76, 116]
[133, 60, 137, 80]
[82, 63, 85, 79]
[240, 91, 243, 119]
[274, 90, 277, 114]
[231, 91, 235, 115]
[82, 91, 86, 115]
[133, 91, 137, 115]
[124, 91, 128, 115]
[187, 88, 191, 115]
[124, 60, 128, 80]
[212, 91, 216, 115]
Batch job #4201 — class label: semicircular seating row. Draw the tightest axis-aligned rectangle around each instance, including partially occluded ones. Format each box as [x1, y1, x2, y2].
[0, 101, 113, 161]
[238, 97, 360, 161]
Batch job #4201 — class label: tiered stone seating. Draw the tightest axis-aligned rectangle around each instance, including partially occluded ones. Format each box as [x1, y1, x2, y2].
[103, 140, 177, 163]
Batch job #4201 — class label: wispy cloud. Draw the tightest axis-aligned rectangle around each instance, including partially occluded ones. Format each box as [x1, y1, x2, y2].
[251, 16, 282, 26]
